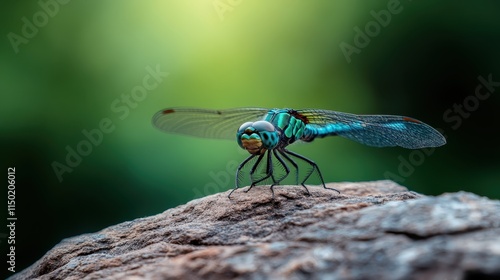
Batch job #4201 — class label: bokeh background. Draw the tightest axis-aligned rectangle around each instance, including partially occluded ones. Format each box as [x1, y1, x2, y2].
[2, 0, 499, 275]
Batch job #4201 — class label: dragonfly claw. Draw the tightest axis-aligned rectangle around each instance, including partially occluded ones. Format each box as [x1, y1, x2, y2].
[301, 184, 312, 196]
[324, 185, 341, 194]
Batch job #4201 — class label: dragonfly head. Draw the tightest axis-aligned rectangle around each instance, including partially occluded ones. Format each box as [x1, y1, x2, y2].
[237, 121, 279, 155]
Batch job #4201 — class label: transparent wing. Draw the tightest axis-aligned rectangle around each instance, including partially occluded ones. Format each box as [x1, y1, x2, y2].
[152, 107, 270, 140]
[297, 109, 446, 148]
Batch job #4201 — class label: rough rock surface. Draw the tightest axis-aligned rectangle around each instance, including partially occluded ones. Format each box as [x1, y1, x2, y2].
[10, 181, 500, 280]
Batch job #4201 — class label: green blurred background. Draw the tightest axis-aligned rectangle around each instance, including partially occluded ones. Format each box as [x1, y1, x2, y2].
[1, 0, 499, 274]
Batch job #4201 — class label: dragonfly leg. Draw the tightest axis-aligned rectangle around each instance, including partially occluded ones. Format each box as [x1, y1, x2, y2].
[272, 149, 290, 184]
[246, 151, 277, 195]
[277, 149, 299, 185]
[266, 151, 282, 186]
[229, 154, 256, 199]
[284, 150, 340, 194]
[263, 151, 277, 199]
[266, 150, 291, 199]
[244, 153, 267, 193]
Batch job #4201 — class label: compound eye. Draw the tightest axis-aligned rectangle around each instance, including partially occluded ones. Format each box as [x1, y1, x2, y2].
[252, 121, 275, 132]
[238, 122, 254, 132]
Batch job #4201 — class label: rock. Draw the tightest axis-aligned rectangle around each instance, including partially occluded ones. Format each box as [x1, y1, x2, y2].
[9, 181, 500, 280]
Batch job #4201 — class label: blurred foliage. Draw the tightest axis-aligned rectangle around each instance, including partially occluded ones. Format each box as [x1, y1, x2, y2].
[1, 0, 499, 273]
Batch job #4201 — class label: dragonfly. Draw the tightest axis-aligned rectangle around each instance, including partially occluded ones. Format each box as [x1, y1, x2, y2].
[152, 107, 446, 198]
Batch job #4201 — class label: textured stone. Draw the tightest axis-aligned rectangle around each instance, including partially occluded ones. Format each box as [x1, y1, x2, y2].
[9, 181, 500, 280]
